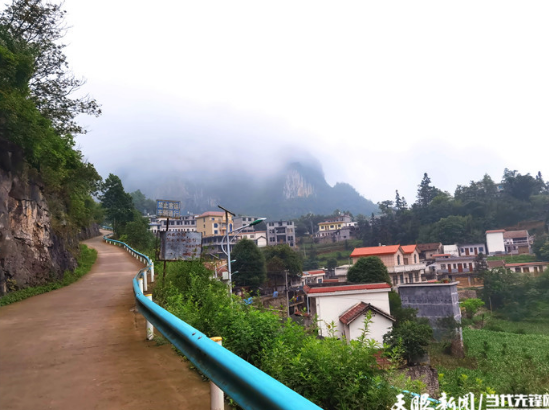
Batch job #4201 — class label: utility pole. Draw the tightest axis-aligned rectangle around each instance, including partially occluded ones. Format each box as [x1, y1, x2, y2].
[218, 205, 236, 297]
[285, 270, 290, 318]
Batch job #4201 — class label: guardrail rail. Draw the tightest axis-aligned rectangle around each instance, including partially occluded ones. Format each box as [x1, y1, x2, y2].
[103, 235, 322, 410]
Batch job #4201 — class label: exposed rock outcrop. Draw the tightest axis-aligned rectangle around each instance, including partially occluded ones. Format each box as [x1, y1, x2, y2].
[0, 139, 97, 296]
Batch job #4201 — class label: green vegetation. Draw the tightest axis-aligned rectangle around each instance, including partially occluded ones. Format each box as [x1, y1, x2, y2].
[353, 171, 548, 247]
[433, 327, 549, 395]
[0, 245, 97, 306]
[153, 260, 401, 409]
[347, 256, 391, 284]
[231, 238, 267, 288]
[460, 298, 484, 319]
[0, 0, 103, 235]
[486, 254, 537, 263]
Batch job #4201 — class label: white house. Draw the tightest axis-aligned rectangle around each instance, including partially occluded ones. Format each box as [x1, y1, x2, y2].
[301, 270, 326, 285]
[457, 243, 486, 257]
[237, 231, 268, 248]
[486, 230, 506, 255]
[304, 283, 394, 345]
[443, 244, 460, 257]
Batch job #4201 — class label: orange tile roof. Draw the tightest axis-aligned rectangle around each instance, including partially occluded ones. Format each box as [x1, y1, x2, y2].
[303, 270, 325, 276]
[433, 254, 451, 257]
[350, 245, 401, 258]
[304, 283, 391, 294]
[503, 230, 529, 239]
[486, 229, 506, 233]
[401, 245, 417, 254]
[198, 211, 225, 218]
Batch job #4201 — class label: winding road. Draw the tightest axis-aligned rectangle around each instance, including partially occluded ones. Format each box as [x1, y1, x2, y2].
[0, 233, 210, 409]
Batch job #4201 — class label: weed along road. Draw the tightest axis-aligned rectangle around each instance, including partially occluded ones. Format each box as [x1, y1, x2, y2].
[0, 233, 210, 410]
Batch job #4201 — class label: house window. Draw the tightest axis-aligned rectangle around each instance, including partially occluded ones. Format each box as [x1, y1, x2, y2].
[441, 264, 446, 269]
[400, 274, 404, 283]
[479, 247, 484, 253]
[515, 268, 520, 273]
[461, 248, 465, 253]
[414, 254, 417, 264]
[397, 255, 401, 265]
[524, 267, 530, 273]
[393, 276, 398, 284]
[414, 272, 419, 281]
[214, 230, 218, 235]
[214, 223, 218, 228]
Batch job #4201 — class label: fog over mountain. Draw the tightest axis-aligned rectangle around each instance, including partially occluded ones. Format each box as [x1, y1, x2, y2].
[117, 155, 378, 219]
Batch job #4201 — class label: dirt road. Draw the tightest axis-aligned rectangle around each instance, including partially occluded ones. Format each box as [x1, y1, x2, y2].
[0, 233, 210, 410]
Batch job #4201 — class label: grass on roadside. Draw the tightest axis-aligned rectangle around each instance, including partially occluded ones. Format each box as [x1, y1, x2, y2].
[0, 244, 97, 306]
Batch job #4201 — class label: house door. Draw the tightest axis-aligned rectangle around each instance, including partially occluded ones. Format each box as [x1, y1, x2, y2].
[465, 248, 470, 256]
[458, 263, 463, 273]
[474, 248, 478, 255]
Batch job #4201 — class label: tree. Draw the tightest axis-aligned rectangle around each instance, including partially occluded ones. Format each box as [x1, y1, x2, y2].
[130, 190, 156, 214]
[262, 244, 302, 277]
[416, 173, 437, 208]
[0, 0, 101, 140]
[232, 239, 267, 288]
[326, 258, 337, 271]
[460, 298, 484, 319]
[121, 210, 155, 251]
[383, 319, 433, 364]
[347, 257, 391, 284]
[100, 174, 135, 236]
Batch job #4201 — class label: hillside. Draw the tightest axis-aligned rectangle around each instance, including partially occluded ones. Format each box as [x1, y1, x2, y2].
[121, 161, 378, 219]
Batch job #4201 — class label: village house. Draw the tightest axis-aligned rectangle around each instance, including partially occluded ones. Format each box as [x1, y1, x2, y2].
[304, 282, 394, 344]
[196, 211, 234, 237]
[350, 245, 427, 286]
[237, 231, 267, 248]
[429, 254, 481, 286]
[301, 270, 326, 285]
[458, 243, 486, 257]
[315, 215, 356, 243]
[148, 214, 197, 233]
[486, 229, 533, 255]
[266, 221, 296, 248]
[416, 243, 443, 261]
[487, 260, 548, 276]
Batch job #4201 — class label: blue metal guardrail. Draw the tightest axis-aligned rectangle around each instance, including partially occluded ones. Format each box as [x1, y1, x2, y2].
[103, 235, 323, 410]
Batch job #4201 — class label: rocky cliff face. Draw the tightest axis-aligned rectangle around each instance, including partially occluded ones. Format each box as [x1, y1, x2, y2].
[283, 169, 315, 199]
[0, 139, 99, 296]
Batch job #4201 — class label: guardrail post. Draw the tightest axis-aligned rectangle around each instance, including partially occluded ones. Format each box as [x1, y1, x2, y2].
[143, 269, 148, 292]
[145, 294, 154, 340]
[138, 277, 144, 294]
[210, 337, 224, 410]
[150, 263, 155, 282]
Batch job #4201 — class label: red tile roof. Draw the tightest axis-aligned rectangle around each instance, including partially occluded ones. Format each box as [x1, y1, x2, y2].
[304, 283, 391, 294]
[486, 229, 506, 234]
[505, 262, 548, 267]
[416, 243, 442, 251]
[350, 245, 401, 258]
[401, 245, 417, 254]
[303, 270, 325, 275]
[433, 254, 451, 257]
[487, 260, 505, 269]
[339, 302, 395, 325]
[323, 279, 339, 283]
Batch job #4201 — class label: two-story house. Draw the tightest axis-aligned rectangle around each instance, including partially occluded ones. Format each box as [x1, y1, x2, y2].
[350, 245, 426, 286]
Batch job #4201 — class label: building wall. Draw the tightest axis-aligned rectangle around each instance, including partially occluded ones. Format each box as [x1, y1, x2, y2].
[347, 313, 393, 344]
[458, 244, 486, 257]
[399, 283, 461, 340]
[196, 214, 234, 237]
[486, 232, 505, 255]
[312, 290, 391, 342]
[352, 251, 404, 267]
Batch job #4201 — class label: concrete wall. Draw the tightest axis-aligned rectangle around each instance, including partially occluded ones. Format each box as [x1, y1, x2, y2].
[486, 232, 505, 255]
[347, 313, 393, 343]
[398, 282, 461, 339]
[311, 290, 391, 344]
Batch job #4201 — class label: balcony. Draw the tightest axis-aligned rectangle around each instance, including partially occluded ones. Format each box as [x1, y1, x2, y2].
[387, 263, 426, 273]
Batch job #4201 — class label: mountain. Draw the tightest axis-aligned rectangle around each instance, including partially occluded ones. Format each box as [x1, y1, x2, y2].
[121, 161, 378, 220]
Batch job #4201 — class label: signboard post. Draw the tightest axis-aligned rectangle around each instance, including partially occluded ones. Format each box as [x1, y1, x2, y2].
[159, 231, 202, 261]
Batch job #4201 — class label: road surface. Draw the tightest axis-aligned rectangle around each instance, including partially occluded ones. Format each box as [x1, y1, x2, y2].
[0, 233, 210, 409]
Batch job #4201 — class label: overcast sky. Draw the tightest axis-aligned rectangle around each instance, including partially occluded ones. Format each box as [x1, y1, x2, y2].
[61, 0, 548, 204]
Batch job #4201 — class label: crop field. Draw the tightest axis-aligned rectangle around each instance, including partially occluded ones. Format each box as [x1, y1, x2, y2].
[433, 328, 549, 396]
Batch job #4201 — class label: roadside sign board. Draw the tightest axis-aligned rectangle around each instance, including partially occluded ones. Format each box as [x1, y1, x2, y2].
[159, 231, 202, 261]
[156, 199, 181, 218]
